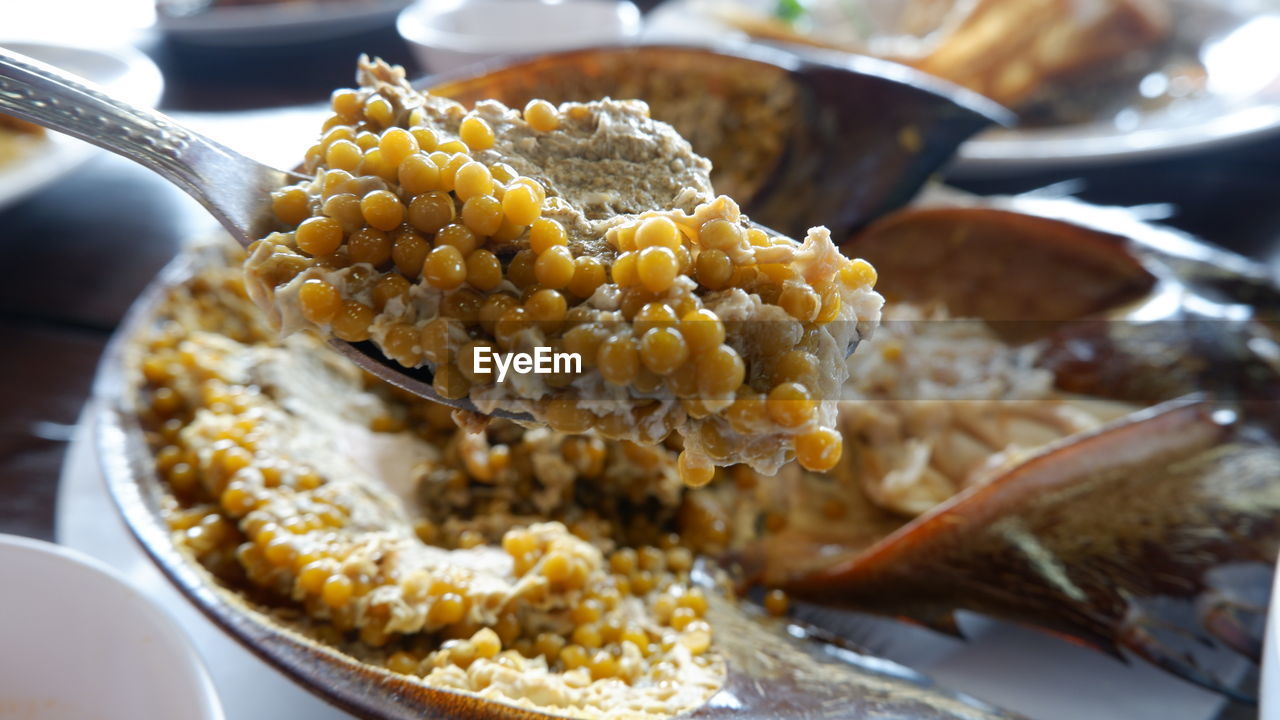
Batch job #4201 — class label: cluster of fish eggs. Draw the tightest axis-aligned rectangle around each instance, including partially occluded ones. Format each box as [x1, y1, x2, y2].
[254, 86, 876, 483]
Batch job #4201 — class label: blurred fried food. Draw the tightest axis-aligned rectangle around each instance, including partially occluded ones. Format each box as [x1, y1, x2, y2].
[906, 0, 1170, 110]
[718, 0, 1172, 118]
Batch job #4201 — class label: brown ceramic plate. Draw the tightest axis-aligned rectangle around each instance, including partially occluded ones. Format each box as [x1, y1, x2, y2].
[91, 188, 1280, 717]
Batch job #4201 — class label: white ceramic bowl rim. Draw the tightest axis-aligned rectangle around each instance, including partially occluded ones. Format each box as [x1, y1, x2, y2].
[0, 532, 142, 590]
[398, 0, 641, 53]
[0, 533, 225, 720]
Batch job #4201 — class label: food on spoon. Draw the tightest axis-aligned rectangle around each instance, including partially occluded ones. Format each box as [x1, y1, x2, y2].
[244, 57, 883, 484]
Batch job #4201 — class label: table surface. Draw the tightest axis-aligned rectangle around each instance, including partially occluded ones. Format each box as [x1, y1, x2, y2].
[1, 22, 1276, 718]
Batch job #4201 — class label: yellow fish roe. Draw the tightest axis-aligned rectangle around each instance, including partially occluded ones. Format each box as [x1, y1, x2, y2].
[245, 57, 882, 484]
[139, 249, 726, 718]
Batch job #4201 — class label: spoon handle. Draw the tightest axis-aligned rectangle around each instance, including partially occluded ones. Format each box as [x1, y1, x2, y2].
[0, 46, 290, 242]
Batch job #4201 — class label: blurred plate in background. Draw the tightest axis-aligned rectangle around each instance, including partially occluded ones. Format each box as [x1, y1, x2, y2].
[1264, 554, 1280, 717]
[0, 41, 163, 213]
[646, 0, 1280, 175]
[398, 0, 642, 74]
[157, 0, 413, 46]
[0, 534, 224, 720]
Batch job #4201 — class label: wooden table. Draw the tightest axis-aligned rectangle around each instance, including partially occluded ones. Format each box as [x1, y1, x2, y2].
[0, 27, 1276, 714]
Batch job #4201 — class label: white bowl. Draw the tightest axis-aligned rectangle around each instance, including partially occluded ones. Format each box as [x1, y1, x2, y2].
[0, 534, 223, 720]
[397, 0, 641, 74]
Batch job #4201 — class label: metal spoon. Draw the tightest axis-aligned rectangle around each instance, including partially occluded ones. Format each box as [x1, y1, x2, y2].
[0, 47, 291, 246]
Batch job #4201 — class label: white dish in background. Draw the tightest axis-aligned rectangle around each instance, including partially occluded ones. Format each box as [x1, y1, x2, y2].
[0, 41, 163, 213]
[644, 0, 1280, 175]
[157, 0, 412, 46]
[399, 0, 641, 74]
[0, 534, 224, 720]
